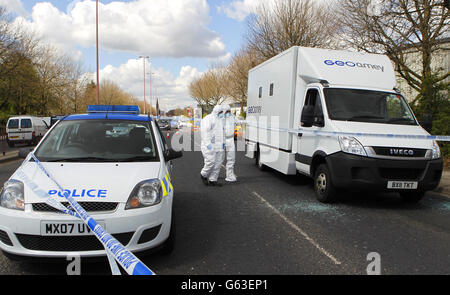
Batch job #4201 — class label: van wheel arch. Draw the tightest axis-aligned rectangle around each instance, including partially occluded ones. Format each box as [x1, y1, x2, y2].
[309, 151, 328, 177]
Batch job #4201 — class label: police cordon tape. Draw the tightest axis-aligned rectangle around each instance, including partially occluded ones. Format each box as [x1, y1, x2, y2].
[20, 153, 155, 275]
[158, 116, 450, 142]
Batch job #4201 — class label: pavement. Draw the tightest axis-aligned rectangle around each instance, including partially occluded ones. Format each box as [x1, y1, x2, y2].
[0, 130, 450, 275]
[0, 150, 19, 164]
[434, 170, 450, 197]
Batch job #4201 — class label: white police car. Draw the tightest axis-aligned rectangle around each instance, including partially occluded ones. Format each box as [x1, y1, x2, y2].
[0, 105, 182, 258]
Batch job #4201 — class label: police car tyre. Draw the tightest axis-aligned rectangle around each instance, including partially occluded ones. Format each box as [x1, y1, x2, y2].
[314, 164, 337, 203]
[160, 212, 175, 255]
[400, 190, 425, 203]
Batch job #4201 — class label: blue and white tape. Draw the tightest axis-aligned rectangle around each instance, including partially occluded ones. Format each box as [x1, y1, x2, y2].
[242, 121, 450, 142]
[25, 153, 155, 275]
[157, 115, 450, 142]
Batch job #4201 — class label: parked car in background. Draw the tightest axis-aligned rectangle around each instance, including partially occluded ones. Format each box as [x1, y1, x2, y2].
[157, 119, 171, 131]
[170, 119, 181, 129]
[6, 116, 49, 147]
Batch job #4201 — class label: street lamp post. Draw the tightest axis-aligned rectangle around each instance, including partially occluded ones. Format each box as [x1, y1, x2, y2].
[96, 0, 100, 104]
[139, 56, 149, 114]
[147, 71, 156, 116]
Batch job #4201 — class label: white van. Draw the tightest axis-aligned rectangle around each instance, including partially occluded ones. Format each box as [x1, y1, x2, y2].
[245, 46, 443, 203]
[6, 116, 49, 147]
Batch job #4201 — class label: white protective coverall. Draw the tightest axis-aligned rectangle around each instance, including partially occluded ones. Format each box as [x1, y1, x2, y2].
[200, 105, 225, 183]
[223, 104, 237, 182]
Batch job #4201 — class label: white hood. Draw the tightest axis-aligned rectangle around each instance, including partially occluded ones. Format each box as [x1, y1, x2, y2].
[12, 162, 161, 204]
[330, 121, 433, 149]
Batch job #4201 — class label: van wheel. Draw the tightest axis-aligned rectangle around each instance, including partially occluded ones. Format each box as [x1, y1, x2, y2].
[256, 149, 266, 171]
[400, 191, 425, 203]
[160, 212, 175, 255]
[7, 141, 14, 148]
[314, 164, 337, 203]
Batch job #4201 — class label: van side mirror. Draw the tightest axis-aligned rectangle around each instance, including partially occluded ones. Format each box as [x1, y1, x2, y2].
[164, 148, 183, 161]
[19, 148, 33, 159]
[301, 105, 314, 127]
[313, 115, 325, 127]
[420, 114, 433, 133]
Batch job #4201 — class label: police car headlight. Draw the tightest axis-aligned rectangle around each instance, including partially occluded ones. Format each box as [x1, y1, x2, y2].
[432, 141, 441, 159]
[338, 136, 367, 157]
[0, 180, 25, 211]
[125, 179, 162, 210]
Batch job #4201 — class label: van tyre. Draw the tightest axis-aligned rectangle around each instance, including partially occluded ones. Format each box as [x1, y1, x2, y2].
[400, 191, 425, 203]
[256, 149, 266, 171]
[7, 140, 14, 148]
[160, 212, 176, 255]
[314, 164, 337, 203]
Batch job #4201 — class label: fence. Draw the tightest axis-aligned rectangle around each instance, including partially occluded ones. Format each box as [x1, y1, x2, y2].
[0, 125, 7, 155]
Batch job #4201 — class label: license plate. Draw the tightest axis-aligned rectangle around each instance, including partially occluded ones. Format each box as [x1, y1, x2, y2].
[41, 221, 105, 236]
[387, 181, 418, 190]
[9, 136, 19, 139]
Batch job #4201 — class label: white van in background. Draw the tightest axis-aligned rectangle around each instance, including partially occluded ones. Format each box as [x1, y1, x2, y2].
[6, 116, 49, 147]
[245, 46, 443, 203]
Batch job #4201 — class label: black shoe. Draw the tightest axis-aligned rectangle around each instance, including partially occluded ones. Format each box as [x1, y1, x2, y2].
[200, 174, 209, 185]
[209, 181, 223, 187]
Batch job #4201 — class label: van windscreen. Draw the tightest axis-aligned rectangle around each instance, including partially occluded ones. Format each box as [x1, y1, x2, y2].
[323, 88, 417, 125]
[7, 119, 19, 129]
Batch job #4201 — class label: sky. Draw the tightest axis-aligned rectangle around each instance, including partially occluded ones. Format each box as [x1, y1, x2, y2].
[0, 0, 270, 111]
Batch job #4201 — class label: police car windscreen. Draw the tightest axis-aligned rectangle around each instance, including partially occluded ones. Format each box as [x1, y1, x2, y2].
[34, 120, 159, 162]
[323, 88, 417, 125]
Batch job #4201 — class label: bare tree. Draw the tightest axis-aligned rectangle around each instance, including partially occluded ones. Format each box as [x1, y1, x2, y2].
[224, 48, 260, 115]
[338, 0, 449, 102]
[189, 66, 228, 112]
[246, 0, 339, 60]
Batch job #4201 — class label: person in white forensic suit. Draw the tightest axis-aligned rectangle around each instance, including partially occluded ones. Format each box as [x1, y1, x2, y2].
[200, 105, 225, 186]
[222, 104, 237, 182]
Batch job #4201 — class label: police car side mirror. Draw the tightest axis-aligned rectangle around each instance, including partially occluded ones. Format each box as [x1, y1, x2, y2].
[19, 148, 33, 159]
[301, 105, 314, 128]
[164, 148, 183, 161]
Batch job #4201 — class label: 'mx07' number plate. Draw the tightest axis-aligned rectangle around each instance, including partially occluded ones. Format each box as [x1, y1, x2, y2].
[41, 221, 105, 236]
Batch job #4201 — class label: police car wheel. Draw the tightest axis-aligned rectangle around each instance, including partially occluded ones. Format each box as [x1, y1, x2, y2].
[160, 213, 176, 255]
[400, 191, 425, 203]
[314, 164, 337, 203]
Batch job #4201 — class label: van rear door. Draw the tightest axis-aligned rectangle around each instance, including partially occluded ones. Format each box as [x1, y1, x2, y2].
[20, 118, 33, 141]
[6, 119, 20, 141]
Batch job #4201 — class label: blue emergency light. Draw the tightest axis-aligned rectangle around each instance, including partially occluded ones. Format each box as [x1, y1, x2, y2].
[87, 105, 140, 114]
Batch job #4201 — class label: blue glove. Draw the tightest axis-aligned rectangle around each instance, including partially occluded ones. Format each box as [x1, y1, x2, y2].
[207, 144, 212, 150]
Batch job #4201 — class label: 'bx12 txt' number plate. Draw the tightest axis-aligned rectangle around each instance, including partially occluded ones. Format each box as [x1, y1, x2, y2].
[41, 221, 105, 236]
[387, 181, 418, 190]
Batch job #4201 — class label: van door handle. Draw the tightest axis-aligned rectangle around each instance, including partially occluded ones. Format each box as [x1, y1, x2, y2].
[297, 133, 303, 138]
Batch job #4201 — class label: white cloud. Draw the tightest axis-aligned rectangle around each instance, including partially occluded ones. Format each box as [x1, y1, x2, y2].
[208, 52, 232, 65]
[218, 0, 274, 21]
[90, 59, 202, 111]
[0, 0, 28, 17]
[14, 0, 226, 58]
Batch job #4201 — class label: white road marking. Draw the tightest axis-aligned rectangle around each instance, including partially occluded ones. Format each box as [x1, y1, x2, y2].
[252, 191, 342, 265]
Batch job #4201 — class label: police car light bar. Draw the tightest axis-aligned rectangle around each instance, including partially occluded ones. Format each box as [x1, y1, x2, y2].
[87, 105, 140, 114]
